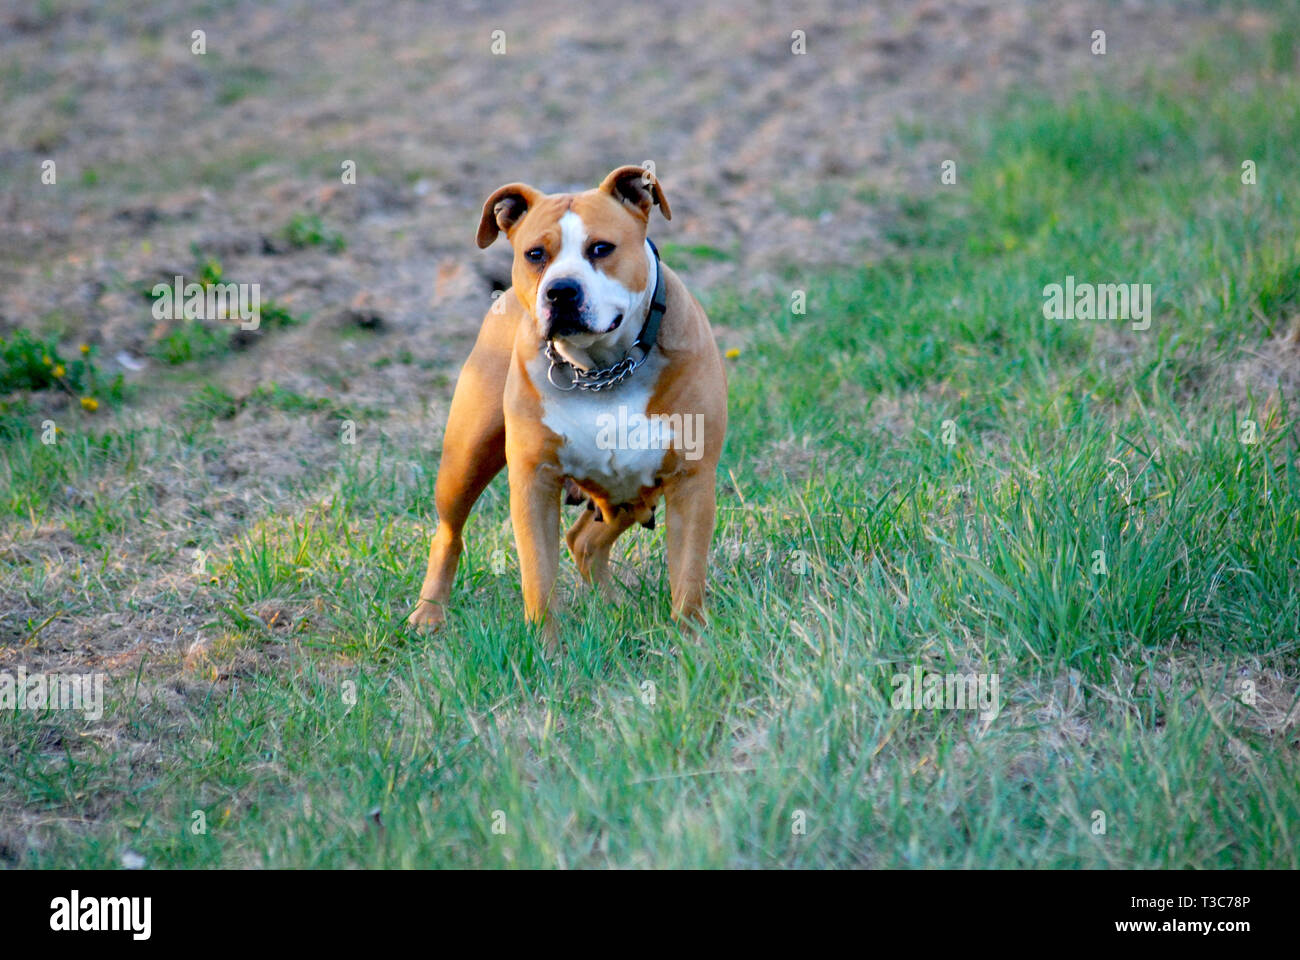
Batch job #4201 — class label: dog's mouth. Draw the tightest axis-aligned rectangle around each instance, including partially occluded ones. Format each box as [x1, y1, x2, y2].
[544, 309, 587, 338]
[545, 312, 624, 344]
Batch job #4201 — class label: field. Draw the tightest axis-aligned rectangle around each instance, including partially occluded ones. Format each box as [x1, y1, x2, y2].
[1, 1, 1298, 868]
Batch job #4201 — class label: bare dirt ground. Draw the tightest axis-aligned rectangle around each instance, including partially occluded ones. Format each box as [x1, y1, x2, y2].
[0, 0, 1227, 664]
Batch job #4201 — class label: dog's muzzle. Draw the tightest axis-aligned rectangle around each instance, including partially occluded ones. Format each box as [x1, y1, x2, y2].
[542, 278, 588, 337]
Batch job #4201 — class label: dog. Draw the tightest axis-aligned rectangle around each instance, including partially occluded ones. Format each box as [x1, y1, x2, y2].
[409, 165, 727, 639]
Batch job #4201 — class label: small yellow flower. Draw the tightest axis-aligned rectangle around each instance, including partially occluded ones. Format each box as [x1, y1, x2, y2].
[52, 364, 66, 377]
[43, 355, 53, 366]
[80, 397, 99, 412]
[79, 343, 90, 354]
[725, 347, 741, 359]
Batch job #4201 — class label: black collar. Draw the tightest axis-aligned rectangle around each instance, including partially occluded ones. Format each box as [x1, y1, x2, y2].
[636, 237, 668, 357]
[544, 238, 666, 392]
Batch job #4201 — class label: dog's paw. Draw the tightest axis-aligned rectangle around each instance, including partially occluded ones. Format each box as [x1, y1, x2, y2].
[532, 617, 561, 658]
[670, 605, 707, 638]
[407, 601, 446, 630]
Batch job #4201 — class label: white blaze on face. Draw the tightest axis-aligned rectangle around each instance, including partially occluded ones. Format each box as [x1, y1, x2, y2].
[540, 211, 649, 339]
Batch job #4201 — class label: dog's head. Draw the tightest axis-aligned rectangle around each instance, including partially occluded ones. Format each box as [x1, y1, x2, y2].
[476, 165, 671, 346]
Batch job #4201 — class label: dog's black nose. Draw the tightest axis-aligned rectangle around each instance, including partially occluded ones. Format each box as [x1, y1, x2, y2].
[545, 278, 583, 307]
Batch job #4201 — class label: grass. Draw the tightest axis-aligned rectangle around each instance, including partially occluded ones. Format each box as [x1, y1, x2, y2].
[658, 242, 733, 263]
[0, 330, 114, 403]
[0, 330, 123, 444]
[144, 254, 303, 366]
[281, 213, 347, 253]
[3, 17, 1300, 868]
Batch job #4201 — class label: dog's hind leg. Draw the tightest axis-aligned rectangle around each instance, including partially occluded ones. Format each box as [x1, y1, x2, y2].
[566, 506, 636, 597]
[564, 509, 597, 578]
[409, 301, 515, 628]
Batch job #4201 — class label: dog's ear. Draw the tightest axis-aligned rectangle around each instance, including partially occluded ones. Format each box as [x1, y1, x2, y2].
[477, 182, 542, 249]
[598, 165, 672, 222]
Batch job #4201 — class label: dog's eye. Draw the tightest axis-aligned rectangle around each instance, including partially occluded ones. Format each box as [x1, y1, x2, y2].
[525, 247, 546, 264]
[588, 241, 615, 259]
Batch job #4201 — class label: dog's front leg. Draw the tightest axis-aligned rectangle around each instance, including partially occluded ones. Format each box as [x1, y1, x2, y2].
[664, 469, 718, 625]
[509, 458, 563, 641]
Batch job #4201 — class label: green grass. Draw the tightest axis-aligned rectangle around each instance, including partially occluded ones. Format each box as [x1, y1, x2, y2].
[0, 330, 115, 403]
[150, 320, 233, 366]
[657, 242, 733, 263]
[281, 213, 347, 253]
[0, 330, 123, 446]
[144, 254, 304, 366]
[216, 65, 274, 107]
[3, 19, 1300, 868]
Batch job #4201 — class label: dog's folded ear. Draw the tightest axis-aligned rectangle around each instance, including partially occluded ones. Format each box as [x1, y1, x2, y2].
[477, 182, 542, 249]
[598, 165, 672, 222]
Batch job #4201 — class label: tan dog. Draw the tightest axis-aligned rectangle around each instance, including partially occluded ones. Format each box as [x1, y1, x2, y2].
[409, 166, 727, 638]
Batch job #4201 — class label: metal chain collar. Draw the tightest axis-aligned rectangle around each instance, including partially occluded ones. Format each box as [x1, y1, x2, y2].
[544, 341, 648, 392]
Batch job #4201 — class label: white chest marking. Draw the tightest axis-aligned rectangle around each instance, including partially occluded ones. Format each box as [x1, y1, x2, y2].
[533, 354, 672, 504]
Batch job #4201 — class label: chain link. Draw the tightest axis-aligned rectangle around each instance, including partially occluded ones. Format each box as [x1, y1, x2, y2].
[545, 341, 648, 392]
